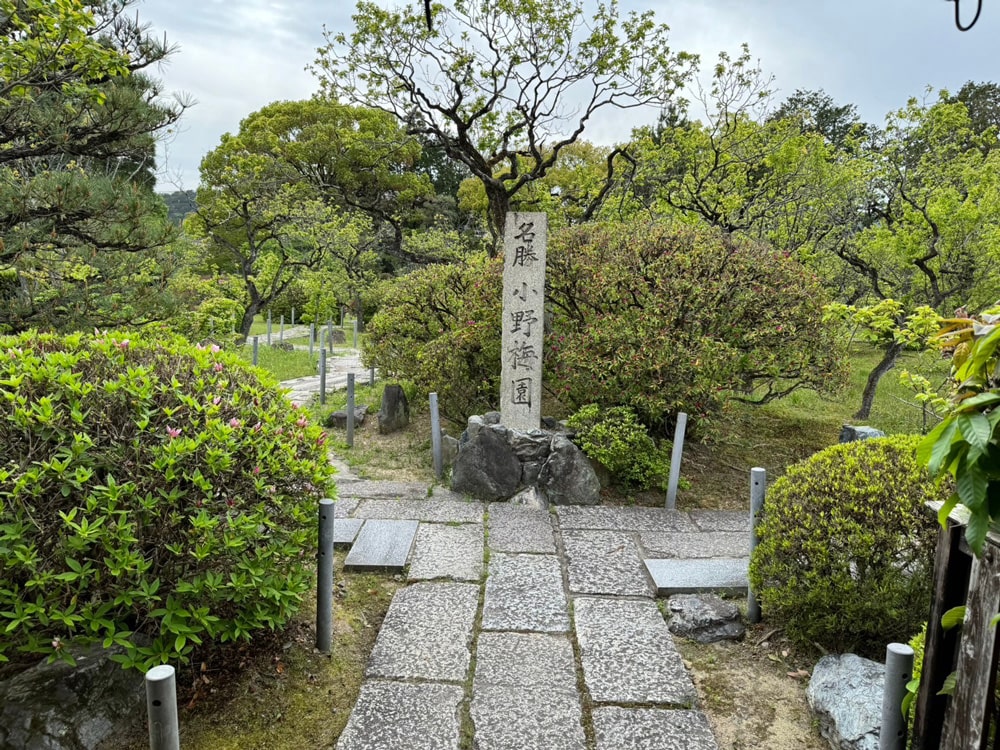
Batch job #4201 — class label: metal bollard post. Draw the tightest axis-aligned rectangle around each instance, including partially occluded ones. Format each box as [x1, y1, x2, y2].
[316, 498, 335, 653]
[252, 336, 259, 366]
[347, 374, 355, 448]
[352, 319, 358, 349]
[880, 643, 915, 750]
[748, 467, 766, 623]
[267, 310, 272, 345]
[279, 315, 284, 344]
[369, 367, 375, 387]
[665, 412, 688, 510]
[291, 306, 295, 327]
[309, 323, 315, 358]
[339, 308, 344, 327]
[319, 349, 327, 406]
[430, 392, 442, 480]
[145, 665, 180, 750]
[327, 319, 333, 344]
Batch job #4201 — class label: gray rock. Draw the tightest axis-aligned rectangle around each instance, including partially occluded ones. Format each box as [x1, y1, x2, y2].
[508, 485, 549, 511]
[521, 460, 543, 486]
[329, 328, 347, 344]
[839, 425, 886, 443]
[464, 415, 485, 443]
[483, 411, 502, 424]
[451, 427, 521, 501]
[667, 594, 745, 643]
[0, 642, 145, 750]
[807, 653, 883, 750]
[377, 385, 410, 434]
[486, 423, 510, 442]
[510, 429, 551, 461]
[326, 404, 369, 429]
[441, 434, 460, 468]
[539, 435, 601, 506]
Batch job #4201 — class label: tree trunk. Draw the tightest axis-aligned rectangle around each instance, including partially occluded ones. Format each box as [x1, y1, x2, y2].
[484, 182, 510, 256]
[854, 340, 904, 420]
[238, 304, 259, 342]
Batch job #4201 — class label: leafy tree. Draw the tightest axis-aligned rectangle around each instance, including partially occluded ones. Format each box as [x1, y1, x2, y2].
[951, 80, 1000, 140]
[0, 0, 186, 331]
[314, 0, 695, 246]
[769, 88, 877, 150]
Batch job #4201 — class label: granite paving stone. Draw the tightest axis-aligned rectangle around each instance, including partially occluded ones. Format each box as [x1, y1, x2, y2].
[482, 553, 569, 632]
[334, 518, 364, 547]
[338, 480, 431, 500]
[688, 509, 751, 533]
[474, 632, 578, 690]
[574, 597, 696, 705]
[639, 531, 749, 559]
[472, 686, 587, 750]
[562, 530, 654, 597]
[365, 582, 480, 682]
[556, 506, 698, 532]
[487, 503, 556, 553]
[334, 498, 359, 518]
[592, 707, 719, 750]
[645, 558, 749, 595]
[352, 497, 484, 523]
[407, 523, 484, 581]
[343, 519, 418, 571]
[335, 680, 463, 750]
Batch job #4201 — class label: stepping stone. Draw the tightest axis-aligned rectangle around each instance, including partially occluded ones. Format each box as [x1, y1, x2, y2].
[366, 582, 479, 682]
[562, 530, 654, 597]
[644, 558, 749, 595]
[344, 519, 418, 571]
[407, 523, 483, 581]
[337, 480, 430, 500]
[353, 497, 484, 523]
[335, 498, 359, 518]
[592, 707, 719, 750]
[334, 518, 364, 547]
[472, 632, 586, 750]
[639, 531, 749, 559]
[688, 509, 751, 533]
[556, 506, 698, 532]
[487, 504, 556, 553]
[482, 553, 569, 632]
[574, 597, 695, 706]
[336, 680, 463, 750]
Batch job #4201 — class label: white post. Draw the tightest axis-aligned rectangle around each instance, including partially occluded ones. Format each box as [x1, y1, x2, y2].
[748, 467, 766, 623]
[665, 412, 688, 510]
[145, 665, 180, 750]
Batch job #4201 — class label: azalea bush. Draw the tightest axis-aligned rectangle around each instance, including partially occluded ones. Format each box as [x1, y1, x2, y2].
[567, 404, 667, 490]
[0, 330, 334, 670]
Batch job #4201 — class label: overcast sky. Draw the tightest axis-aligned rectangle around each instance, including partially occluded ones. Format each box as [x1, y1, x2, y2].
[139, 0, 1000, 191]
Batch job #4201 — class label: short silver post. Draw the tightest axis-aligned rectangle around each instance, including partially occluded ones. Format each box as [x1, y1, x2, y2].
[309, 323, 315, 358]
[347, 373, 355, 448]
[665, 412, 688, 510]
[279, 315, 284, 344]
[430, 392, 442, 480]
[145, 665, 180, 750]
[369, 367, 375, 387]
[319, 328, 326, 357]
[291, 306, 295, 327]
[327, 319, 334, 344]
[252, 336, 259, 366]
[352, 319, 358, 349]
[266, 310, 272, 345]
[319, 348, 327, 406]
[880, 643, 915, 750]
[339, 307, 344, 327]
[316, 498, 335, 654]
[748, 467, 766, 623]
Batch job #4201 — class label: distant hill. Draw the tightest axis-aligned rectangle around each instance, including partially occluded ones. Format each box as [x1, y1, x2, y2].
[160, 190, 197, 225]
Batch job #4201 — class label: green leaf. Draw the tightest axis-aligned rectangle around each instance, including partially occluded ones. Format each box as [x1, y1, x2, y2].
[942, 605, 967, 630]
[956, 462, 989, 510]
[990, 613, 1000, 628]
[937, 493, 960, 527]
[966, 509, 990, 556]
[938, 670, 958, 696]
[957, 391, 1000, 412]
[922, 418, 958, 476]
[958, 412, 993, 453]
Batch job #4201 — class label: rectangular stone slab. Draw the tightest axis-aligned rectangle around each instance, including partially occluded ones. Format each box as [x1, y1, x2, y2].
[344, 519, 418, 571]
[365, 582, 480, 682]
[639, 531, 749, 559]
[573, 596, 695, 706]
[644, 557, 749, 595]
[487, 503, 556, 553]
[556, 506, 698, 533]
[334, 518, 364, 547]
[688, 509, 751, 533]
[482, 553, 569, 632]
[335, 680, 463, 750]
[562, 530, 654, 598]
[592, 707, 719, 750]
[407, 523, 484, 581]
[353, 498, 484, 523]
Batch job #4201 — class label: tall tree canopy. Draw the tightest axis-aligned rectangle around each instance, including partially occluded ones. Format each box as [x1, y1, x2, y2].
[313, 0, 695, 246]
[0, 0, 185, 331]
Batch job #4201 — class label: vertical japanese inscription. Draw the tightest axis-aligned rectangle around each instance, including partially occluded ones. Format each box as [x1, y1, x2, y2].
[501, 212, 547, 429]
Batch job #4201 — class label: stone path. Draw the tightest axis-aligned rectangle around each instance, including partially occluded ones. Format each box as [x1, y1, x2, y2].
[330, 472, 743, 750]
[279, 347, 371, 406]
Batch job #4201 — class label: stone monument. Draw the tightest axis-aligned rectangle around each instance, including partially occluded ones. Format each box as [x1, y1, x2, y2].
[500, 212, 547, 430]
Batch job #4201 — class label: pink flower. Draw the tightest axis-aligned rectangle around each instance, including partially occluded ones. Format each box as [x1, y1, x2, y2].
[211, 344, 221, 353]
[297, 417, 308, 428]
[212, 396, 222, 406]
[252, 422, 262, 432]
[118, 340, 130, 350]
[317, 432, 327, 446]
[275, 427, 284, 435]
[226, 498, 235, 507]
[229, 418, 241, 429]
[252, 465, 261, 475]
[213, 363, 224, 372]
[167, 427, 181, 439]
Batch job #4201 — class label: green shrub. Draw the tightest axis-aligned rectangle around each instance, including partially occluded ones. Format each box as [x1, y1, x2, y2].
[567, 404, 667, 490]
[748, 435, 942, 656]
[0, 330, 334, 670]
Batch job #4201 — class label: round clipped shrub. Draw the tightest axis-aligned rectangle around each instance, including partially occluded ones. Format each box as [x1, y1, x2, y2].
[748, 435, 942, 656]
[566, 404, 667, 490]
[0, 330, 334, 670]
